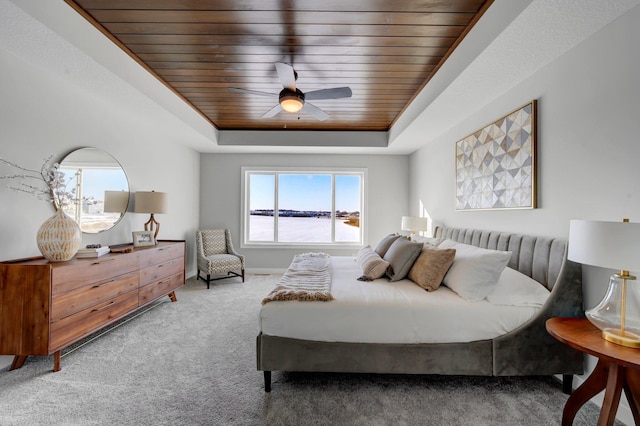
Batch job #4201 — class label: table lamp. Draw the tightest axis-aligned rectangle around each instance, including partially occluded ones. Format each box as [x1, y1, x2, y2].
[401, 216, 429, 240]
[568, 219, 640, 348]
[134, 190, 168, 241]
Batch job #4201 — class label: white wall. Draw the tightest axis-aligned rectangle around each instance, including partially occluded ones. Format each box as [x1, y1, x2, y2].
[0, 39, 200, 370]
[409, 4, 640, 424]
[200, 153, 409, 270]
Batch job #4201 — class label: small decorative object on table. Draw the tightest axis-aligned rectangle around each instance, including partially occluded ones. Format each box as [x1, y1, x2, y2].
[75, 245, 110, 258]
[133, 230, 155, 247]
[1, 154, 82, 261]
[110, 246, 133, 253]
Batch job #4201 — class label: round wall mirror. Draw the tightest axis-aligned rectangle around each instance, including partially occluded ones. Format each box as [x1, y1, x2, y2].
[55, 147, 130, 233]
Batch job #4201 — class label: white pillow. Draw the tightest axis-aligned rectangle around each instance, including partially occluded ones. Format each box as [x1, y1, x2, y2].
[438, 239, 511, 302]
[487, 267, 550, 307]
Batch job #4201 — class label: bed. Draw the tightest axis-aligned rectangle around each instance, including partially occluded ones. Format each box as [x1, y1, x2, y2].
[257, 226, 585, 392]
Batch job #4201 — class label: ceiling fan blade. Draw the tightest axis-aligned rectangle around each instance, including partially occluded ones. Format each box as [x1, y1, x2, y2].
[262, 104, 283, 118]
[305, 87, 352, 101]
[275, 62, 297, 91]
[303, 102, 329, 121]
[228, 87, 278, 98]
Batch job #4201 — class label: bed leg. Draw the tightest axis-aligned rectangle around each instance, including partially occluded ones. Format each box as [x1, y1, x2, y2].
[264, 371, 272, 392]
[562, 374, 573, 394]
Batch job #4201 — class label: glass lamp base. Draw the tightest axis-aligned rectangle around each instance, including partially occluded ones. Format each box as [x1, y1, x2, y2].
[586, 273, 640, 348]
[602, 328, 640, 348]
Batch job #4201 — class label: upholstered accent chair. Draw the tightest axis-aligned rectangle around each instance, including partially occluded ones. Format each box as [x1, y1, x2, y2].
[196, 229, 245, 288]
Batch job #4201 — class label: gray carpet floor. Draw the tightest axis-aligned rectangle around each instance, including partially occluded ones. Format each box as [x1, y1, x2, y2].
[0, 274, 622, 425]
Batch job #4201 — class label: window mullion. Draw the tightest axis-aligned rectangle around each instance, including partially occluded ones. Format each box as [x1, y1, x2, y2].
[331, 174, 336, 243]
[274, 172, 279, 243]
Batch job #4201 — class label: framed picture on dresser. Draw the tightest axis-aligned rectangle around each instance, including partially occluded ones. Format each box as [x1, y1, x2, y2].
[132, 230, 155, 247]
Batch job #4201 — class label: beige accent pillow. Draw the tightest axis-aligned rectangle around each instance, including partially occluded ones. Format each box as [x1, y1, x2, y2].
[356, 246, 390, 280]
[408, 248, 456, 291]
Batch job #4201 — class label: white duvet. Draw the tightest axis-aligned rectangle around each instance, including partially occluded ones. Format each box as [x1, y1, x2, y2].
[259, 256, 547, 344]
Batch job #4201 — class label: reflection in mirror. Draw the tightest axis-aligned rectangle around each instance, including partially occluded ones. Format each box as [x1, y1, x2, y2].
[55, 148, 129, 233]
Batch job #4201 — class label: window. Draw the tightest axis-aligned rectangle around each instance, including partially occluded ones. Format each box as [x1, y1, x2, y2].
[242, 167, 366, 247]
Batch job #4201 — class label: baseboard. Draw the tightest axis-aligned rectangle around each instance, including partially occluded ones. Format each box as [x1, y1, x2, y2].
[0, 355, 12, 371]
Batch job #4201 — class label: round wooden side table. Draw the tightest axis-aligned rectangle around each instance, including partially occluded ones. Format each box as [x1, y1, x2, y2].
[546, 317, 640, 426]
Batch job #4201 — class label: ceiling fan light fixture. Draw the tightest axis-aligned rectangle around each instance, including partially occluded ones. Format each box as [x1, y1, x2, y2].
[279, 89, 305, 113]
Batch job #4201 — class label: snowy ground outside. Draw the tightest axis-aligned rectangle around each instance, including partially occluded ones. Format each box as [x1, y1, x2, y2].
[249, 215, 360, 242]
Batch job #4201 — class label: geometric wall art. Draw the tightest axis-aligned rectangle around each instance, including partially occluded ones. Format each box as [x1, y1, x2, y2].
[455, 100, 537, 211]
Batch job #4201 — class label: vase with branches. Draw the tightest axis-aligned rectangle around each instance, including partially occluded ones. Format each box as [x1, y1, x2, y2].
[1, 154, 82, 261]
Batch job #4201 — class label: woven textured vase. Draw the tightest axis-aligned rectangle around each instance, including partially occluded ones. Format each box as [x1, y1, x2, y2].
[37, 209, 82, 261]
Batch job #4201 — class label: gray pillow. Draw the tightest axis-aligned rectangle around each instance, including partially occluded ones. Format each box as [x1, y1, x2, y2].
[383, 238, 423, 281]
[374, 234, 402, 257]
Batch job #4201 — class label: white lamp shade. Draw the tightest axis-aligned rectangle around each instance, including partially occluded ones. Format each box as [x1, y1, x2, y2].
[103, 190, 129, 213]
[568, 219, 640, 272]
[134, 191, 168, 214]
[401, 216, 429, 232]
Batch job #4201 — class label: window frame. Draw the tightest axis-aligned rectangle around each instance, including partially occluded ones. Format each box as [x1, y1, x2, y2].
[241, 166, 367, 249]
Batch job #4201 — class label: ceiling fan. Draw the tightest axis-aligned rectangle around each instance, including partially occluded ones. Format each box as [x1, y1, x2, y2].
[228, 62, 352, 121]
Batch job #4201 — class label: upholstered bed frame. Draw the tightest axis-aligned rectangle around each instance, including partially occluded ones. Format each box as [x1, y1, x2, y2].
[256, 226, 585, 392]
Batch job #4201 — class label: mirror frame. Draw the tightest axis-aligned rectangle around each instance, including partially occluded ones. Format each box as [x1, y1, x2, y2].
[55, 147, 130, 234]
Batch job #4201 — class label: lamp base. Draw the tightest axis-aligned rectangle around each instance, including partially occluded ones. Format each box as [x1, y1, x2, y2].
[602, 327, 640, 348]
[143, 213, 160, 243]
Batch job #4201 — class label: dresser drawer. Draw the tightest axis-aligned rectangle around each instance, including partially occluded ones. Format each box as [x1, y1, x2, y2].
[138, 242, 184, 268]
[50, 290, 139, 351]
[139, 272, 183, 306]
[51, 272, 139, 322]
[51, 254, 139, 294]
[139, 258, 184, 287]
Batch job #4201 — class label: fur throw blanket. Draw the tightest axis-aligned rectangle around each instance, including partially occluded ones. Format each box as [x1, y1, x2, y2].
[262, 252, 333, 304]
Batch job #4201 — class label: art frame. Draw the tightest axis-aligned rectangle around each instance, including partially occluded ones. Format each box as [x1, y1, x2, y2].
[455, 100, 537, 211]
[132, 230, 155, 247]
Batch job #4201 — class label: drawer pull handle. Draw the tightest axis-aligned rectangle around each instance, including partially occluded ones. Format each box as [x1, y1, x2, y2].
[92, 301, 115, 312]
[91, 258, 116, 265]
[92, 279, 117, 289]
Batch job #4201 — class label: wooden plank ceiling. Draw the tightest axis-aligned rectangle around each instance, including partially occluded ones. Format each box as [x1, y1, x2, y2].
[65, 0, 492, 131]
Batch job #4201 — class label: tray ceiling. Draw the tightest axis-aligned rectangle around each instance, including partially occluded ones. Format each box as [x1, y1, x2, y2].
[64, 0, 492, 132]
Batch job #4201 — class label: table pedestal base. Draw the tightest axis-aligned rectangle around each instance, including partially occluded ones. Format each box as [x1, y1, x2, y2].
[563, 359, 640, 426]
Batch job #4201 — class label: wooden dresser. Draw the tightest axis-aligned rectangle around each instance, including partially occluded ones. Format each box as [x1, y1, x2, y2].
[0, 240, 185, 372]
